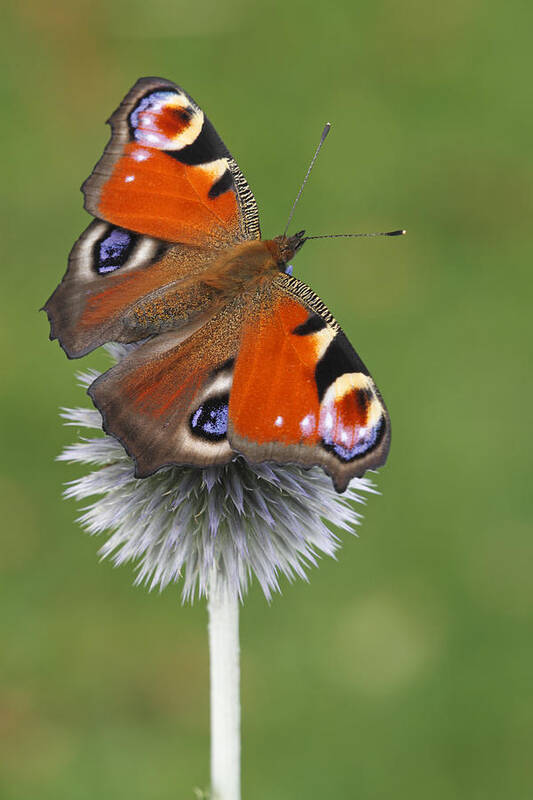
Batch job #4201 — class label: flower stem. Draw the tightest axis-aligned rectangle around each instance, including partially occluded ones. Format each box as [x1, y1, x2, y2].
[208, 577, 241, 800]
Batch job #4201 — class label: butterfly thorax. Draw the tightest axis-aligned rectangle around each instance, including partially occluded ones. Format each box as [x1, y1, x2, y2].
[199, 233, 305, 301]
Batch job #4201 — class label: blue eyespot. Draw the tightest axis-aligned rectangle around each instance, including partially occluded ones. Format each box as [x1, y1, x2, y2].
[322, 417, 383, 462]
[190, 395, 229, 442]
[96, 228, 133, 274]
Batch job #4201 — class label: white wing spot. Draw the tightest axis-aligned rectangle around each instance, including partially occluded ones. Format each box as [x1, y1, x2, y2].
[132, 149, 150, 162]
[124, 175, 135, 183]
[274, 416, 283, 428]
[299, 414, 315, 435]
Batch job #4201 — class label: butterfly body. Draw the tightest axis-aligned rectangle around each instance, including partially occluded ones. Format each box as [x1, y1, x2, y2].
[196, 235, 298, 294]
[44, 77, 391, 493]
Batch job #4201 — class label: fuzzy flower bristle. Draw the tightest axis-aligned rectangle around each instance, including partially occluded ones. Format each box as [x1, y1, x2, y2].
[59, 344, 379, 601]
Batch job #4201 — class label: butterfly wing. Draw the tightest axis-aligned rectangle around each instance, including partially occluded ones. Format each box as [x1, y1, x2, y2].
[88, 296, 247, 475]
[44, 76, 261, 358]
[44, 221, 220, 358]
[83, 77, 260, 245]
[88, 274, 389, 492]
[228, 274, 390, 492]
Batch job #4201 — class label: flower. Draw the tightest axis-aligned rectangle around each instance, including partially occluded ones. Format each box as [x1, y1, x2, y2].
[59, 344, 379, 601]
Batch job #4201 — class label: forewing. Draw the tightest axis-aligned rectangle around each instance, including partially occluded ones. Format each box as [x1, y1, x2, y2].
[228, 274, 390, 492]
[83, 77, 260, 245]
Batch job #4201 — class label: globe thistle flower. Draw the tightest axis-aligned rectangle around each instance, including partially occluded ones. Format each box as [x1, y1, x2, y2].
[58, 343, 381, 800]
[59, 343, 378, 603]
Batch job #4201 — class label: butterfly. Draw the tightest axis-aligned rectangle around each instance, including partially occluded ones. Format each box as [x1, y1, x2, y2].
[44, 77, 392, 493]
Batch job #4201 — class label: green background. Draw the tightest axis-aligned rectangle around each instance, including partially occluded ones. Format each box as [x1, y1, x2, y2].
[2, 0, 532, 797]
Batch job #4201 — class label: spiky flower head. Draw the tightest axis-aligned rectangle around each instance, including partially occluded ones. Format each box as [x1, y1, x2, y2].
[59, 344, 379, 601]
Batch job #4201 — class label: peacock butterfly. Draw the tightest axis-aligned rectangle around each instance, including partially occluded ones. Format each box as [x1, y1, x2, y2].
[44, 77, 398, 493]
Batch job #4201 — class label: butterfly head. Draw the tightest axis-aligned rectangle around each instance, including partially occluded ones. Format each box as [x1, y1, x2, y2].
[270, 230, 307, 270]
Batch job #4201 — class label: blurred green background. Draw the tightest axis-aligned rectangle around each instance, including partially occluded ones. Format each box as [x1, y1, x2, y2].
[2, 0, 532, 797]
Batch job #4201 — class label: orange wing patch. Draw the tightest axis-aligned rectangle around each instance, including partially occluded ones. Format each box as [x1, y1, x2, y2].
[230, 295, 329, 446]
[98, 144, 240, 245]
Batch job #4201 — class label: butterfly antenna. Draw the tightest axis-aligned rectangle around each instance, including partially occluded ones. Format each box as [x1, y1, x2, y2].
[305, 229, 406, 239]
[283, 123, 331, 237]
